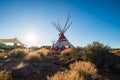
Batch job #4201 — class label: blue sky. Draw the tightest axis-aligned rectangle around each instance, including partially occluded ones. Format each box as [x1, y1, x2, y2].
[0, 0, 120, 48]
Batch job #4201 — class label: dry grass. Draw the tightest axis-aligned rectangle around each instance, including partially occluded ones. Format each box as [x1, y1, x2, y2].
[112, 50, 120, 54]
[24, 48, 49, 63]
[48, 61, 97, 80]
[47, 70, 85, 80]
[35, 48, 49, 56]
[0, 70, 11, 80]
[0, 49, 7, 59]
[8, 48, 29, 58]
[60, 48, 73, 55]
[24, 51, 43, 63]
[49, 50, 59, 55]
[0, 49, 5, 53]
[0, 52, 6, 59]
[70, 61, 97, 75]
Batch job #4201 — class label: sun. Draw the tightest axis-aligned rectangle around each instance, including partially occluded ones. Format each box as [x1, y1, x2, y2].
[26, 34, 37, 42]
[24, 32, 38, 46]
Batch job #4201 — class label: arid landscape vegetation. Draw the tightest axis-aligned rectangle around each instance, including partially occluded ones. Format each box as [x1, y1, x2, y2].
[0, 42, 120, 80]
[0, 0, 120, 80]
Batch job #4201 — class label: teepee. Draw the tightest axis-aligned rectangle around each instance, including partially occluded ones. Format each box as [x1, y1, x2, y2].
[51, 12, 74, 51]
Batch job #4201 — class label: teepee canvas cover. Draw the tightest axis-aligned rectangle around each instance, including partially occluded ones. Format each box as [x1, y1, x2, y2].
[51, 12, 74, 51]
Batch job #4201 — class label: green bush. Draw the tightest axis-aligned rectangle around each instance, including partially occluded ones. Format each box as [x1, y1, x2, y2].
[61, 42, 114, 69]
[82, 42, 113, 69]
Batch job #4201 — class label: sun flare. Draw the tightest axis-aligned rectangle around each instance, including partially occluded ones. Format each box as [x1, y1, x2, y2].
[24, 32, 38, 46]
[26, 34, 37, 42]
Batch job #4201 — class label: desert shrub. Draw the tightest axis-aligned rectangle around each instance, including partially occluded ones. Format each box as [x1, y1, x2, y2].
[61, 42, 113, 69]
[0, 70, 12, 80]
[48, 50, 60, 55]
[8, 48, 29, 58]
[82, 42, 113, 69]
[36, 48, 49, 56]
[0, 49, 7, 59]
[47, 70, 85, 80]
[48, 61, 97, 80]
[0, 52, 6, 59]
[61, 48, 73, 56]
[61, 47, 82, 59]
[116, 50, 120, 54]
[70, 61, 97, 77]
[112, 49, 120, 54]
[24, 51, 43, 63]
[0, 49, 4, 53]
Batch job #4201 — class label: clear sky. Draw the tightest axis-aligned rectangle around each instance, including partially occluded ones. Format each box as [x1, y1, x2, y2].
[0, 0, 120, 48]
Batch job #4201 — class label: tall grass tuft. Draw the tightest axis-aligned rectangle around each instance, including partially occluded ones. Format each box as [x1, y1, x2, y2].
[36, 48, 49, 56]
[8, 48, 29, 58]
[70, 61, 97, 76]
[47, 61, 97, 80]
[0, 70, 11, 80]
[47, 70, 85, 80]
[61, 47, 82, 59]
[0, 49, 6, 59]
[24, 51, 43, 63]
